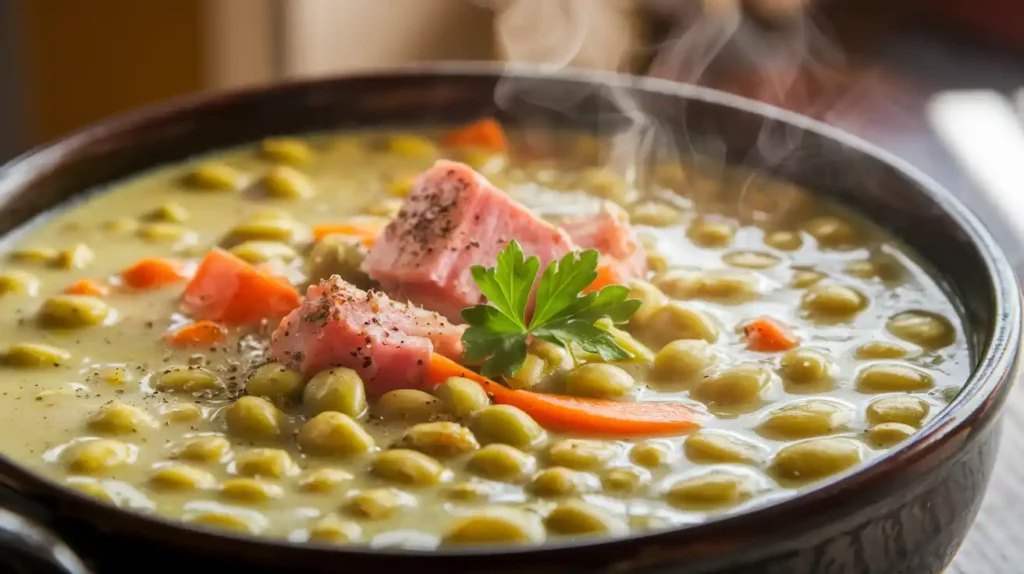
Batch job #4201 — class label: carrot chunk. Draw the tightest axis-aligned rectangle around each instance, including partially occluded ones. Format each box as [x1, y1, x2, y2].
[427, 354, 700, 436]
[64, 279, 110, 297]
[583, 262, 625, 294]
[166, 320, 227, 347]
[311, 221, 384, 245]
[183, 248, 300, 326]
[442, 118, 509, 153]
[121, 258, 187, 290]
[743, 316, 800, 352]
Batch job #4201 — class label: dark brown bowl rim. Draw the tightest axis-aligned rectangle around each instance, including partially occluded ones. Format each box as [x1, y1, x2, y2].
[0, 62, 1019, 558]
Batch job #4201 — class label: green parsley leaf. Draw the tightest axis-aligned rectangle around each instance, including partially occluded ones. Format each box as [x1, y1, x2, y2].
[469, 239, 538, 330]
[531, 250, 599, 327]
[460, 239, 641, 379]
[460, 305, 527, 377]
[533, 320, 632, 362]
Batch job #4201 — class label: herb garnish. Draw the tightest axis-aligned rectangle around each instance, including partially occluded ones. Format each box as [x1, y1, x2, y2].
[461, 240, 641, 378]
[304, 310, 328, 324]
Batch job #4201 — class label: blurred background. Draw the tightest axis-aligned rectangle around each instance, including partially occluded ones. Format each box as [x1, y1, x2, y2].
[1, 1, 1024, 572]
[1, 0, 1022, 159]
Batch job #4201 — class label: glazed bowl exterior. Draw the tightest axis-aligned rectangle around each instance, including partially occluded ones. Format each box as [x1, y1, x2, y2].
[0, 65, 1017, 574]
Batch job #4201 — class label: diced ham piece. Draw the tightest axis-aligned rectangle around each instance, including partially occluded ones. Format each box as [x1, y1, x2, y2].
[269, 276, 464, 394]
[560, 202, 648, 281]
[362, 160, 575, 321]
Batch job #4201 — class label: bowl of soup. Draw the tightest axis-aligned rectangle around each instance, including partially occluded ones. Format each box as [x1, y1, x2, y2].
[0, 65, 1017, 574]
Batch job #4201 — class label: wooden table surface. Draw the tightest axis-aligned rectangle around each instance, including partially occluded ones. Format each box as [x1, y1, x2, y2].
[833, 31, 1024, 574]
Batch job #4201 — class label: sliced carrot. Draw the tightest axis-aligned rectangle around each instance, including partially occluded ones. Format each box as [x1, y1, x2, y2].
[183, 248, 300, 326]
[583, 262, 625, 294]
[64, 279, 110, 297]
[166, 320, 227, 347]
[427, 354, 701, 436]
[121, 257, 187, 290]
[312, 221, 385, 245]
[743, 316, 800, 352]
[442, 118, 508, 153]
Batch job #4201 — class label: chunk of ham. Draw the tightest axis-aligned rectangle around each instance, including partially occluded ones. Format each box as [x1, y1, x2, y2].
[560, 201, 648, 281]
[362, 160, 575, 321]
[269, 276, 464, 394]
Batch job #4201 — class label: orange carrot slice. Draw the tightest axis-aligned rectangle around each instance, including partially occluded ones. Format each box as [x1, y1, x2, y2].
[427, 354, 701, 435]
[312, 221, 385, 245]
[121, 258, 187, 290]
[583, 262, 625, 294]
[64, 279, 110, 297]
[743, 316, 800, 352]
[183, 248, 300, 326]
[166, 320, 227, 347]
[442, 118, 508, 153]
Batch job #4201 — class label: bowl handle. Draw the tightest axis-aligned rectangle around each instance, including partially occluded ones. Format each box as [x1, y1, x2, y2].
[0, 508, 92, 574]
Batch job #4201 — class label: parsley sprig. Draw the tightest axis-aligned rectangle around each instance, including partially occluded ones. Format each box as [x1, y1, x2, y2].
[461, 240, 642, 378]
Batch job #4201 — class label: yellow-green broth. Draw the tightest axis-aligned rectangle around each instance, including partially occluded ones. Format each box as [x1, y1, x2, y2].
[0, 129, 969, 548]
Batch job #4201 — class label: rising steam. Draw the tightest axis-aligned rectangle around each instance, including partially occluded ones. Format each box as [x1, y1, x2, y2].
[481, 0, 660, 192]
[480, 0, 897, 210]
